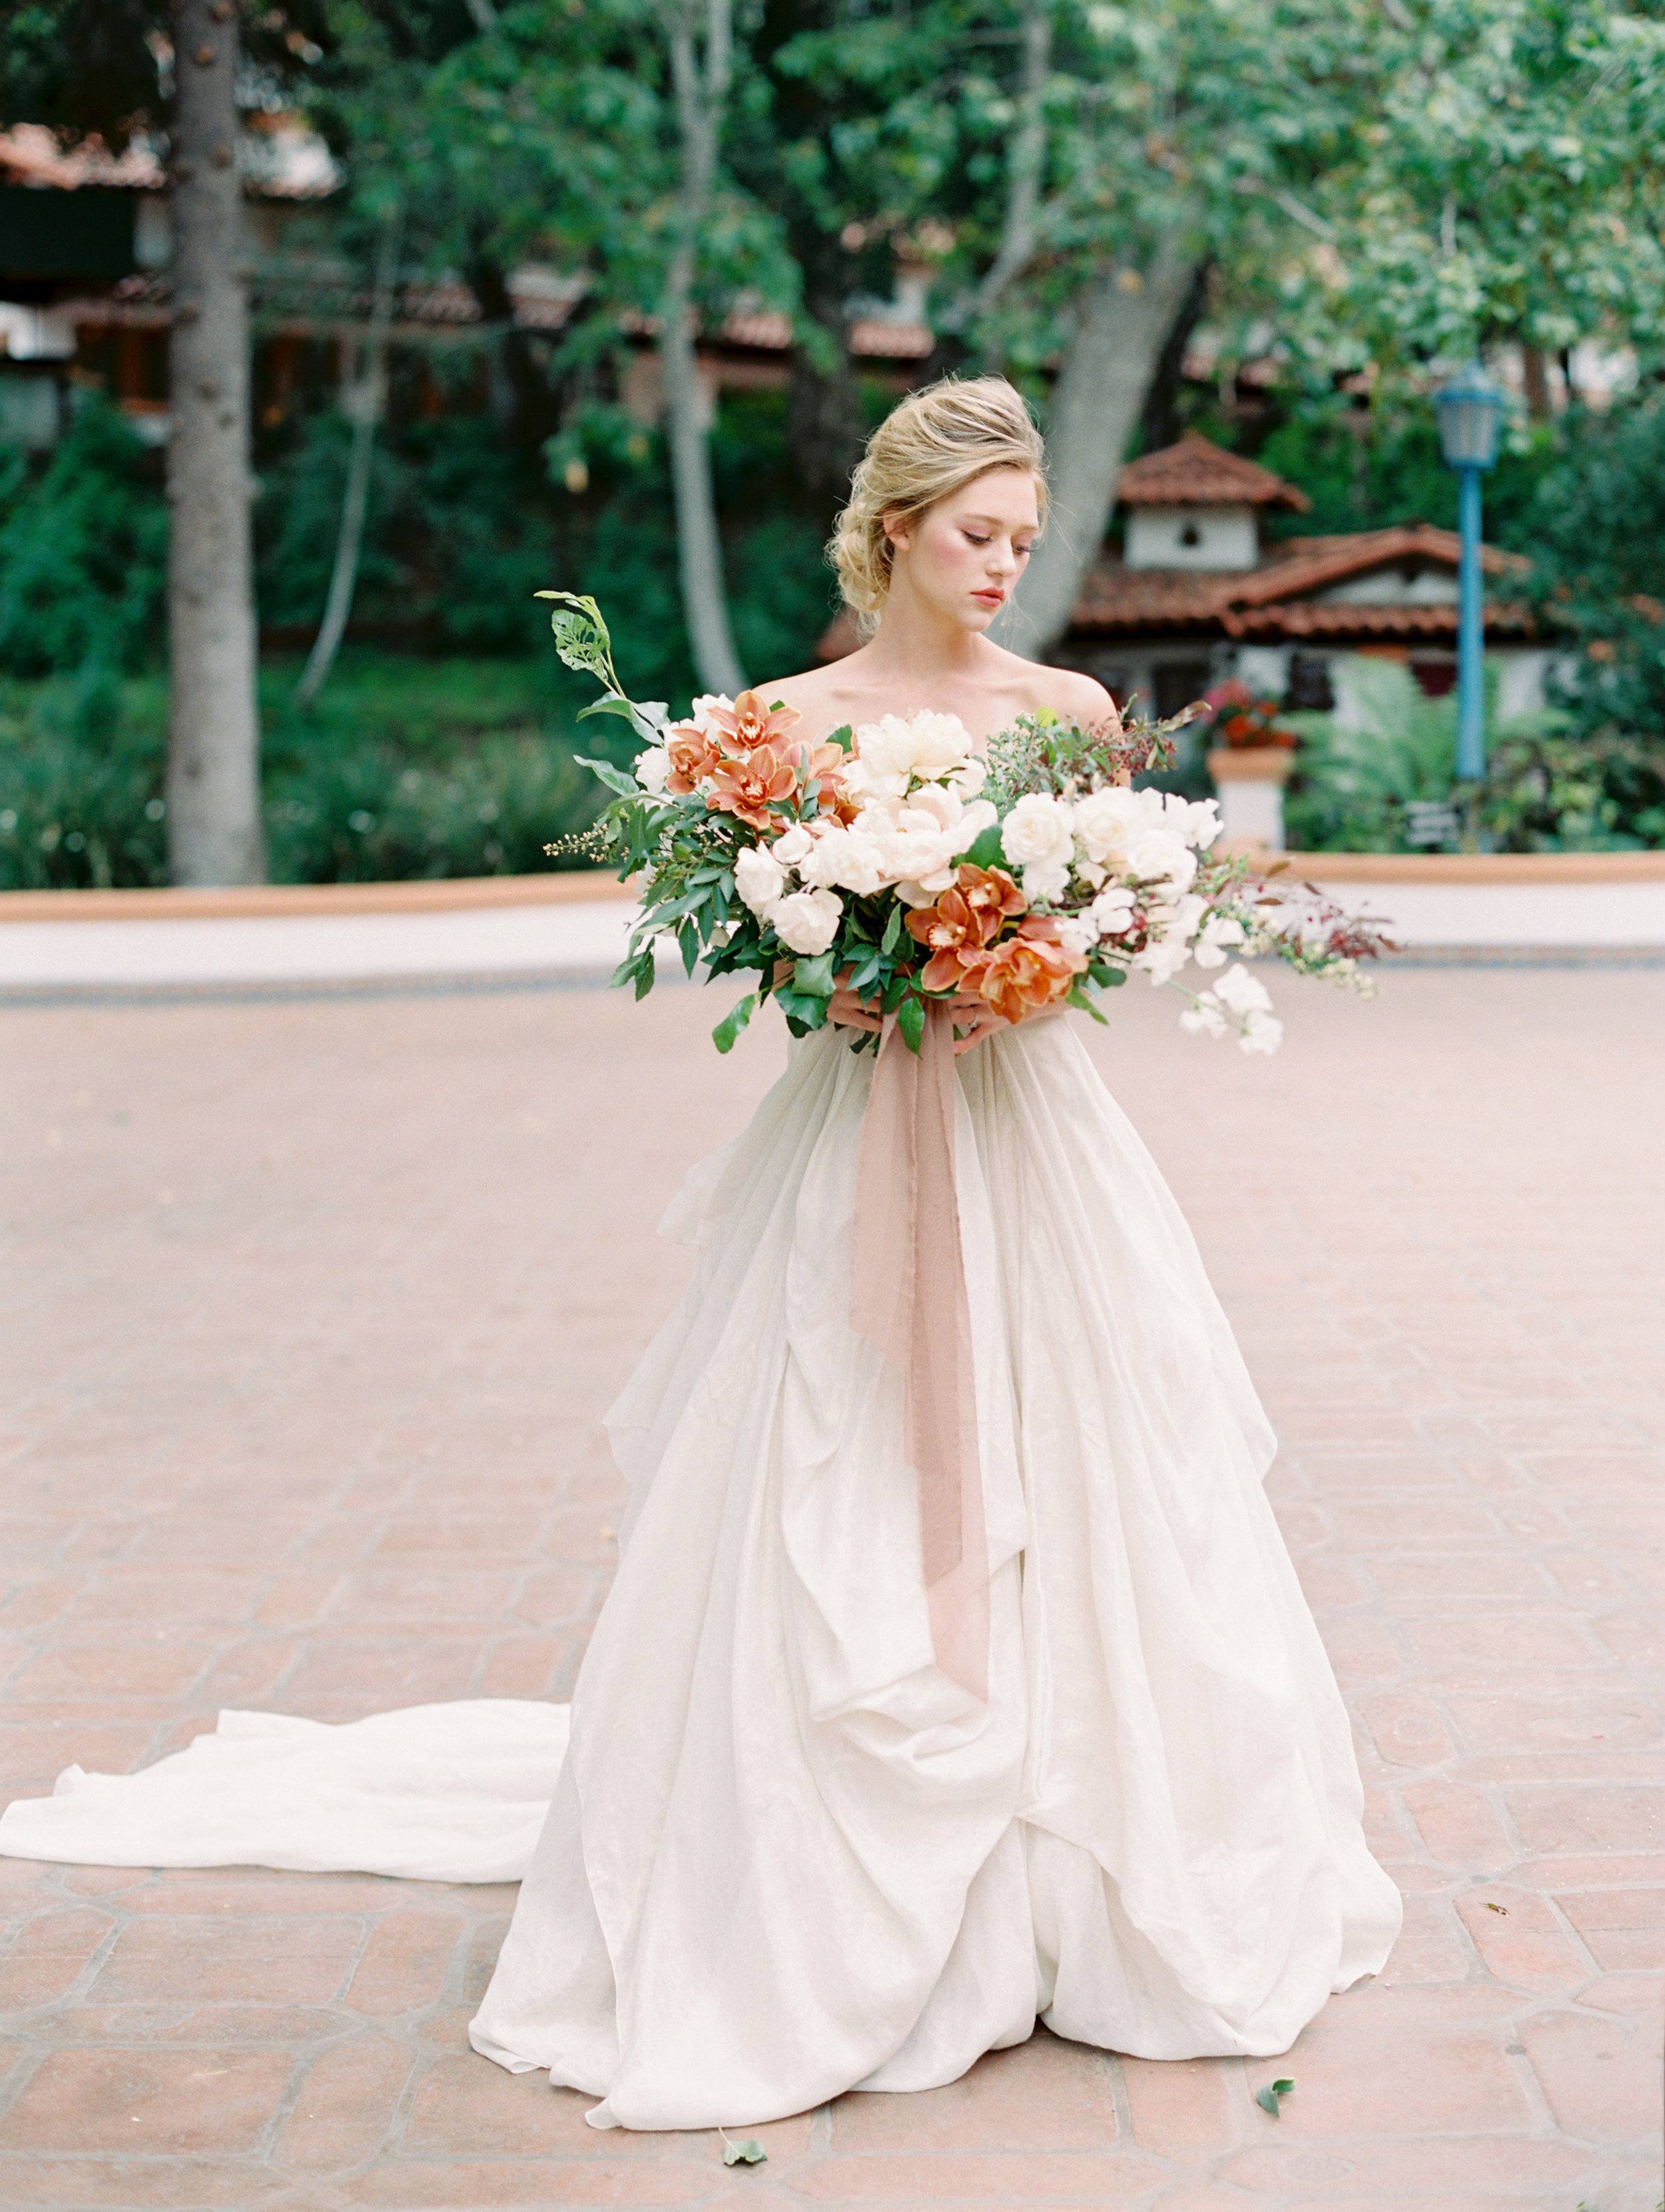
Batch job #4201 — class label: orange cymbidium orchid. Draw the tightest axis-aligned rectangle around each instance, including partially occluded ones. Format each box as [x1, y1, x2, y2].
[706, 743, 801, 829]
[962, 917, 1084, 1025]
[663, 724, 725, 795]
[904, 864, 1027, 992]
[799, 741, 853, 815]
[710, 689, 804, 755]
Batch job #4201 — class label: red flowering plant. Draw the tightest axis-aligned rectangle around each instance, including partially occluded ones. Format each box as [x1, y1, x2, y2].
[1201, 678, 1299, 750]
[541, 593, 1391, 1058]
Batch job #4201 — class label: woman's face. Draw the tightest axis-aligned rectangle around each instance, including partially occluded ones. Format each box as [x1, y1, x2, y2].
[884, 466, 1042, 632]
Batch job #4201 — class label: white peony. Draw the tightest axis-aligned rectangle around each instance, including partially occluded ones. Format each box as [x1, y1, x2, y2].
[798, 824, 889, 897]
[735, 845, 787, 917]
[1213, 961, 1273, 1015]
[769, 823, 815, 867]
[769, 886, 844, 956]
[853, 710, 978, 787]
[861, 785, 995, 899]
[634, 745, 670, 794]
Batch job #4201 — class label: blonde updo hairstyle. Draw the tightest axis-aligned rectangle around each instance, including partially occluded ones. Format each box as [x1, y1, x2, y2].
[829, 375, 1047, 635]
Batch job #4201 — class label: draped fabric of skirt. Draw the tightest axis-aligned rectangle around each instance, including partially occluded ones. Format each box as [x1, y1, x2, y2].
[468, 1016, 1403, 2130]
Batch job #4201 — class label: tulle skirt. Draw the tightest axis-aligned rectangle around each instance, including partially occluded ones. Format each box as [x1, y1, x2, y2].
[468, 1015, 1401, 2129]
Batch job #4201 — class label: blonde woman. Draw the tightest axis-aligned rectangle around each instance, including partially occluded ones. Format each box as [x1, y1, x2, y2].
[469, 378, 1401, 2124]
[0, 378, 1401, 2128]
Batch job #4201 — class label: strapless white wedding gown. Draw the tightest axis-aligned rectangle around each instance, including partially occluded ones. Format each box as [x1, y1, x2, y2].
[0, 1015, 1401, 2131]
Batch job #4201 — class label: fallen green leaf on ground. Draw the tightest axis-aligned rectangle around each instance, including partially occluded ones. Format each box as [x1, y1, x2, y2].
[1255, 2078, 1296, 2117]
[721, 2134, 768, 2166]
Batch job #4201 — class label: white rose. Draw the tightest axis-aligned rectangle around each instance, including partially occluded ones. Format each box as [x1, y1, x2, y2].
[1002, 792, 1076, 875]
[634, 745, 670, 794]
[1125, 828, 1197, 893]
[1213, 961, 1273, 1015]
[735, 845, 787, 917]
[1070, 786, 1141, 866]
[770, 823, 815, 867]
[770, 886, 843, 956]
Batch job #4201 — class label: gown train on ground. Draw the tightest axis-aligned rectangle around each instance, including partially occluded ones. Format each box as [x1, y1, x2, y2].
[0, 1017, 1401, 2131]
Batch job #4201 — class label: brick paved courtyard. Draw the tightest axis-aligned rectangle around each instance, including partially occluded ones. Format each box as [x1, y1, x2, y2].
[2, 965, 1662, 2211]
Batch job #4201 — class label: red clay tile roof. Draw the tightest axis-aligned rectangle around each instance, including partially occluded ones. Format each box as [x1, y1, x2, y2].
[1066, 523, 1535, 643]
[1068, 567, 1240, 635]
[1221, 599, 1535, 643]
[1117, 433, 1310, 512]
[1229, 523, 1526, 607]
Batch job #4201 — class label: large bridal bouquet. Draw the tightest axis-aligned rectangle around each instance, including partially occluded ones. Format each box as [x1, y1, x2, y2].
[543, 593, 1389, 1056]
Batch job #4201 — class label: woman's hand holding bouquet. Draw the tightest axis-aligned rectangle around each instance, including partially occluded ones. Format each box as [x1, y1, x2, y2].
[542, 593, 1390, 1057]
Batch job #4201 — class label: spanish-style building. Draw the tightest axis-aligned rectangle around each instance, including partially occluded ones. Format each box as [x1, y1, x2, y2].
[1055, 432, 1549, 726]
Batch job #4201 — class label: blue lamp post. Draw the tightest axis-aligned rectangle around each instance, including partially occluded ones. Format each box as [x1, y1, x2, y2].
[1435, 363, 1504, 781]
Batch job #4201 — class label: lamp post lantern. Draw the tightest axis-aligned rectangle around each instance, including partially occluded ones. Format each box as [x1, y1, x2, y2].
[1435, 363, 1504, 783]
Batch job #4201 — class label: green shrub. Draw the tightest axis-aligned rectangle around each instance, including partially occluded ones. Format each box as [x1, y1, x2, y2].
[264, 729, 601, 883]
[0, 670, 168, 887]
[1477, 729, 1665, 851]
[0, 397, 168, 677]
[1282, 659, 1483, 852]
[1524, 397, 1665, 743]
[1279, 655, 1664, 851]
[0, 654, 607, 889]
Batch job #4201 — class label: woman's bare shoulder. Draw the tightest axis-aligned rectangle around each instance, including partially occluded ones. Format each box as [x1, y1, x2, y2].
[1030, 662, 1120, 727]
[750, 661, 876, 732]
[749, 667, 829, 712]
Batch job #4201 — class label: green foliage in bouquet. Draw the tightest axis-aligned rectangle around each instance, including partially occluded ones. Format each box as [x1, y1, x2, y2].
[542, 593, 1393, 1060]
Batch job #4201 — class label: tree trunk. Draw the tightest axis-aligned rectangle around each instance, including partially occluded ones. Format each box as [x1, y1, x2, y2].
[996, 238, 1201, 659]
[166, 0, 264, 885]
[787, 313, 865, 510]
[296, 205, 401, 709]
[1138, 256, 1210, 456]
[1520, 344, 1552, 423]
[661, 0, 746, 698]
[954, 0, 1052, 361]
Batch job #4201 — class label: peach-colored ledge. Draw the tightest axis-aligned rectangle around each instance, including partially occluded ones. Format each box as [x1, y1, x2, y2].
[0, 869, 636, 922]
[1275, 851, 1665, 884]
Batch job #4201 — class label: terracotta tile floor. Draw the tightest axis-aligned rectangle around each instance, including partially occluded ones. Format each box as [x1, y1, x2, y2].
[2, 967, 1662, 2211]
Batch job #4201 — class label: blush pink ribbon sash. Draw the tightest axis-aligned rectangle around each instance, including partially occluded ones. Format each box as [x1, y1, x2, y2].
[849, 1002, 990, 1701]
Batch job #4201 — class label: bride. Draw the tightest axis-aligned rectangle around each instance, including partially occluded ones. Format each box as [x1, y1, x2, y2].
[0, 377, 1401, 2132]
